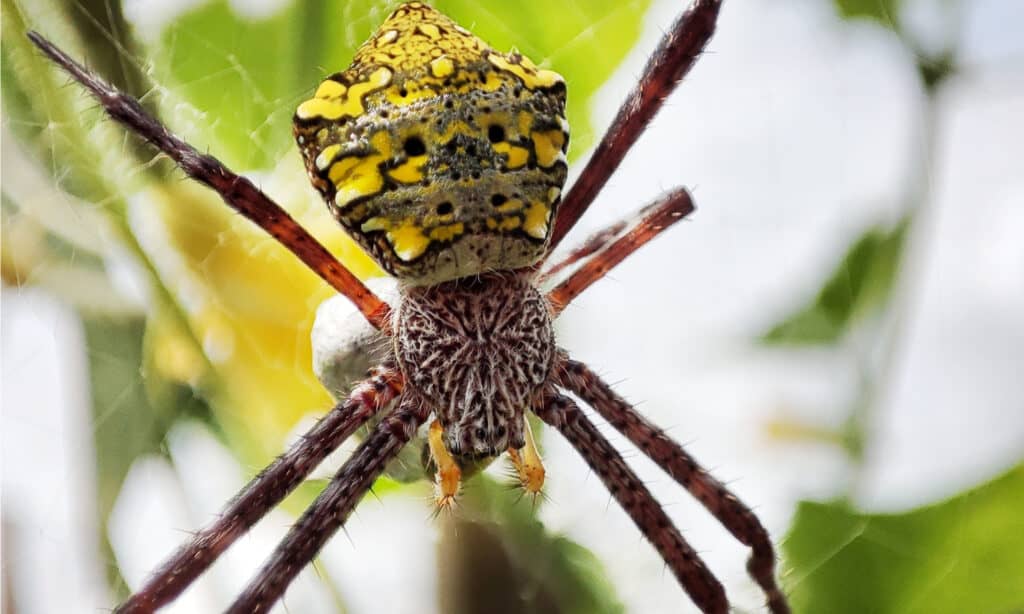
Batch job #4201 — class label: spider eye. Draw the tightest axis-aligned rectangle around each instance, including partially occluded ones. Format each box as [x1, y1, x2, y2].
[474, 427, 487, 441]
[487, 124, 505, 143]
[495, 425, 506, 438]
[490, 194, 507, 207]
[436, 202, 454, 215]
[403, 136, 426, 156]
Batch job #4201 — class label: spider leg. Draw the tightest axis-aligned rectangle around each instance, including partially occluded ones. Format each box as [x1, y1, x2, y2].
[227, 397, 431, 614]
[557, 358, 791, 614]
[545, 187, 693, 316]
[535, 390, 728, 614]
[115, 366, 403, 614]
[537, 220, 629, 285]
[26, 32, 392, 330]
[546, 0, 721, 253]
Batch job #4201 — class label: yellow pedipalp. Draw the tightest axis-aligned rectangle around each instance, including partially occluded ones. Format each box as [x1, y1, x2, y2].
[428, 420, 462, 508]
[509, 419, 545, 496]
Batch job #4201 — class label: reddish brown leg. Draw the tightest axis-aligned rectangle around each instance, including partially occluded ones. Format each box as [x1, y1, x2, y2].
[546, 187, 694, 316]
[535, 391, 728, 614]
[27, 32, 392, 330]
[227, 398, 431, 614]
[537, 220, 629, 284]
[557, 359, 790, 614]
[115, 366, 403, 614]
[546, 0, 721, 252]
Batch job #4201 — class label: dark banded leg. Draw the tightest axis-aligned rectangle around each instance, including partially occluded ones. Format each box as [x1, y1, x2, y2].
[227, 398, 431, 614]
[557, 359, 790, 614]
[26, 32, 392, 330]
[545, 187, 694, 316]
[115, 366, 403, 614]
[546, 0, 721, 252]
[535, 391, 728, 614]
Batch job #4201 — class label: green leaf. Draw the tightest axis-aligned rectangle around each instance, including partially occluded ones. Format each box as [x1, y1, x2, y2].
[85, 316, 178, 594]
[148, 1, 309, 169]
[761, 218, 907, 345]
[833, 0, 901, 30]
[784, 463, 1024, 614]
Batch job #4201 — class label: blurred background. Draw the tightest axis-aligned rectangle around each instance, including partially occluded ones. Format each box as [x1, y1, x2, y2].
[2, 0, 1022, 612]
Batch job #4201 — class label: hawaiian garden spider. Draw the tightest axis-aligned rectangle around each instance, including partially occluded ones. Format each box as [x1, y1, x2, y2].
[29, 1, 789, 612]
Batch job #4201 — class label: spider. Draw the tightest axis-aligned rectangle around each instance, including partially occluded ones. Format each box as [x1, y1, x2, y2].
[29, 1, 789, 612]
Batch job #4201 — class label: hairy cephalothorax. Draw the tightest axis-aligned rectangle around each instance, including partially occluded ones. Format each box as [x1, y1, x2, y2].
[28, 2, 791, 613]
[396, 271, 554, 456]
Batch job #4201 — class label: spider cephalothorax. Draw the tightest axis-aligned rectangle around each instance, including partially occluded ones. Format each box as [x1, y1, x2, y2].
[294, 2, 569, 284]
[396, 271, 554, 456]
[30, 2, 793, 613]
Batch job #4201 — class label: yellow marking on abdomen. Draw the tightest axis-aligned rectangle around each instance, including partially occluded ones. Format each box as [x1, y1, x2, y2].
[430, 56, 455, 78]
[330, 159, 384, 210]
[487, 53, 564, 90]
[494, 142, 529, 169]
[315, 144, 342, 171]
[361, 216, 433, 262]
[429, 223, 465, 242]
[523, 200, 550, 239]
[296, 66, 393, 120]
[532, 129, 566, 168]
[388, 155, 427, 183]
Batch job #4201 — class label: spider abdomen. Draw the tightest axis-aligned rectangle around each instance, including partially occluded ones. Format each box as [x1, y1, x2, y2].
[293, 3, 569, 284]
[395, 271, 554, 457]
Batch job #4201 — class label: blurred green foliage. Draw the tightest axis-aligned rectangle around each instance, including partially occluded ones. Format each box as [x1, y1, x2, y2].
[766, 3, 1022, 614]
[833, 0, 901, 30]
[762, 219, 907, 345]
[442, 476, 625, 614]
[785, 463, 1024, 614]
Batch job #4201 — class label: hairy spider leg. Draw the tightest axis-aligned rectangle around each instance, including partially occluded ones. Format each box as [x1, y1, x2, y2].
[546, 187, 694, 316]
[228, 399, 432, 614]
[535, 391, 728, 614]
[114, 366, 403, 614]
[536, 219, 630, 284]
[545, 0, 721, 252]
[26, 32, 392, 331]
[557, 359, 791, 614]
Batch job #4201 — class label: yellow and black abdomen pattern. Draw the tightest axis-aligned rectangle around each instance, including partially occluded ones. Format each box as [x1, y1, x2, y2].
[294, 2, 569, 284]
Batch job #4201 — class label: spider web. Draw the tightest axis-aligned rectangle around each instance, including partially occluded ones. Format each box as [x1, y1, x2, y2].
[4, 0, 1024, 613]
